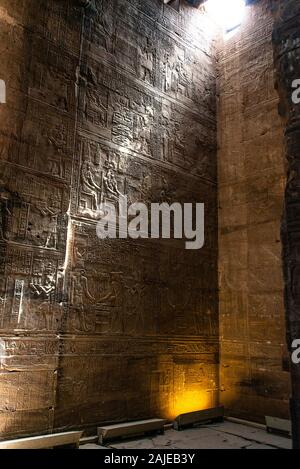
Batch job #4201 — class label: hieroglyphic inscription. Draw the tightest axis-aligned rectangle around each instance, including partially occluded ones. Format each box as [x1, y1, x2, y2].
[0, 0, 218, 437]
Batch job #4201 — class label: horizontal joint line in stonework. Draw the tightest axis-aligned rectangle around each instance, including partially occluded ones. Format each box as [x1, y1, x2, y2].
[26, 86, 215, 139]
[6, 21, 83, 58]
[74, 351, 218, 354]
[83, 50, 216, 127]
[237, 96, 279, 112]
[220, 292, 283, 297]
[27, 93, 77, 119]
[118, 15, 209, 57]
[0, 352, 218, 354]
[6, 11, 213, 69]
[16, 19, 207, 77]
[59, 334, 218, 341]
[1, 239, 63, 255]
[1, 161, 70, 187]
[78, 129, 217, 187]
[276, 44, 300, 62]
[7, 54, 216, 128]
[226, 18, 273, 41]
[121, 0, 214, 55]
[285, 121, 300, 133]
[1, 349, 218, 354]
[0, 333, 219, 339]
[275, 13, 300, 33]
[220, 223, 281, 235]
[0, 98, 74, 128]
[13, 95, 217, 171]
[218, 167, 284, 187]
[221, 339, 281, 344]
[51, 349, 218, 354]
[218, 34, 273, 64]
[0, 336, 220, 344]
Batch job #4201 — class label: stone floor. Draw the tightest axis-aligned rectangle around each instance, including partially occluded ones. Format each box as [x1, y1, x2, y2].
[80, 421, 291, 450]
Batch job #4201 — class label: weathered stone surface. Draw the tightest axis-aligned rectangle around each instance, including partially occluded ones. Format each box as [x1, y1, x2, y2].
[218, 0, 289, 422]
[0, 0, 218, 438]
[1, 0, 295, 441]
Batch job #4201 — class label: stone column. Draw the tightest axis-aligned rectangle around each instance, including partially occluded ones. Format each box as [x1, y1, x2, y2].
[272, 0, 300, 449]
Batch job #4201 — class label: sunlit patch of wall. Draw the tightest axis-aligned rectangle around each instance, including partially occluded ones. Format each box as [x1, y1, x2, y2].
[172, 389, 214, 418]
[152, 356, 219, 421]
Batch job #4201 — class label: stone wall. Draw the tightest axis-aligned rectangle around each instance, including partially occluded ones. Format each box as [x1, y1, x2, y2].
[272, 0, 300, 448]
[0, 0, 219, 438]
[218, 0, 290, 422]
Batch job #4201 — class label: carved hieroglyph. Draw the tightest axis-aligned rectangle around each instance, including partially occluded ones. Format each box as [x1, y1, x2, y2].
[0, 0, 218, 437]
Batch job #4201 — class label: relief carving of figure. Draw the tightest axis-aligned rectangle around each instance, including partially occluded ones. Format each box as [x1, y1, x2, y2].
[70, 270, 95, 331]
[92, 0, 114, 53]
[48, 154, 65, 179]
[158, 176, 176, 204]
[47, 124, 67, 152]
[97, 272, 125, 334]
[165, 55, 180, 94]
[85, 85, 108, 127]
[139, 45, 154, 83]
[0, 294, 5, 328]
[164, 50, 190, 98]
[134, 114, 152, 155]
[177, 61, 190, 98]
[81, 160, 102, 211]
[204, 308, 216, 336]
[30, 274, 56, 299]
[139, 173, 152, 200]
[37, 201, 60, 249]
[164, 52, 173, 93]
[30, 273, 56, 330]
[0, 185, 12, 240]
[126, 281, 146, 334]
[103, 167, 123, 200]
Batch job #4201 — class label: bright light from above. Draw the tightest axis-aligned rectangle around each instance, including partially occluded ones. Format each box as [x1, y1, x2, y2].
[206, 0, 245, 33]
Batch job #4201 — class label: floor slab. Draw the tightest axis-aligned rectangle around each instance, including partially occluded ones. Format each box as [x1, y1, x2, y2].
[80, 421, 292, 450]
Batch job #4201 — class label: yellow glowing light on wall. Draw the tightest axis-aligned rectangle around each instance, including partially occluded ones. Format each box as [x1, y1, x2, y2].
[172, 390, 213, 419]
